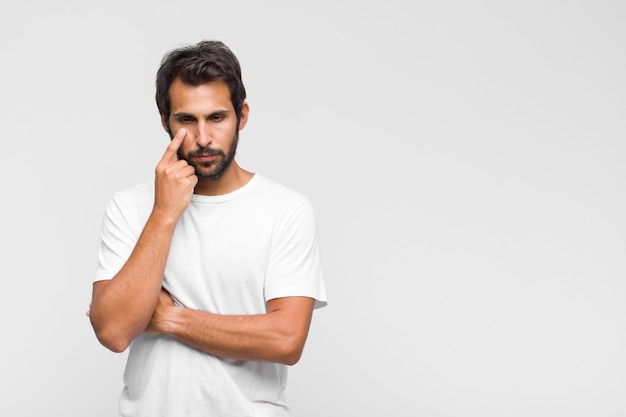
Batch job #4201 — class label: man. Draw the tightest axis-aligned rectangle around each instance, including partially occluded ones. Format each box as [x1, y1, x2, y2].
[89, 40, 326, 417]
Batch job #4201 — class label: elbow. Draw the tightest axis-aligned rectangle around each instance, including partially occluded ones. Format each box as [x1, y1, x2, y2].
[95, 329, 131, 353]
[91, 318, 131, 353]
[100, 336, 130, 353]
[282, 352, 302, 366]
[276, 337, 306, 366]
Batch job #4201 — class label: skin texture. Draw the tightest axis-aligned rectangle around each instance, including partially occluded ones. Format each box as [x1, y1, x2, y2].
[90, 79, 315, 364]
[165, 78, 249, 192]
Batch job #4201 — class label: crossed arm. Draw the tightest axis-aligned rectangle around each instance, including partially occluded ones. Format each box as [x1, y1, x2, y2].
[145, 288, 314, 365]
[89, 129, 315, 365]
[92, 279, 314, 365]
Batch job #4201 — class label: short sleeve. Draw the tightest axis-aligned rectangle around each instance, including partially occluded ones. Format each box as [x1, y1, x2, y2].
[93, 194, 142, 283]
[264, 201, 327, 308]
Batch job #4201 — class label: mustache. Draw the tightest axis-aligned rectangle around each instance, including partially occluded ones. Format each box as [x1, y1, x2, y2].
[185, 147, 224, 158]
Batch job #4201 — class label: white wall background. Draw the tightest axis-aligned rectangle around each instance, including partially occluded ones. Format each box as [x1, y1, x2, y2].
[0, 1, 624, 416]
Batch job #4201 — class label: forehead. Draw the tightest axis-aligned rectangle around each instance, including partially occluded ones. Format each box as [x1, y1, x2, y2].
[168, 78, 233, 113]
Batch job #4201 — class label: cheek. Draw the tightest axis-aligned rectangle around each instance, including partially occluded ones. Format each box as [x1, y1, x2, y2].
[218, 123, 238, 140]
[178, 138, 196, 157]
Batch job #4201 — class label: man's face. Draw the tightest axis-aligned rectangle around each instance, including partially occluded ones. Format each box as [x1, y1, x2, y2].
[164, 78, 248, 181]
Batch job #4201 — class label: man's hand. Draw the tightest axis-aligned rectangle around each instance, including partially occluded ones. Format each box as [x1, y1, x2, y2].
[90, 129, 197, 353]
[154, 128, 198, 222]
[145, 288, 176, 334]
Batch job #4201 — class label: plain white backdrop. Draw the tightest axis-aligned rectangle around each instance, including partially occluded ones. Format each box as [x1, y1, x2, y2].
[0, 1, 624, 416]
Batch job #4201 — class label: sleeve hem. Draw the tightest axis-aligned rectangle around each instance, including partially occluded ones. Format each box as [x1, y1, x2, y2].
[265, 287, 327, 309]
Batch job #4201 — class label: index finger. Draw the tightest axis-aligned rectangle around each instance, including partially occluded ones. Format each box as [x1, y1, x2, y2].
[160, 128, 187, 164]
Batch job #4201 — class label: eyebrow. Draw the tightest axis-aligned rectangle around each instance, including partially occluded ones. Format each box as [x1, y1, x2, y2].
[171, 110, 231, 119]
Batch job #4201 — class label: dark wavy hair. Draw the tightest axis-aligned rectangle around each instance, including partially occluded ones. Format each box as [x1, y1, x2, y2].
[155, 40, 247, 125]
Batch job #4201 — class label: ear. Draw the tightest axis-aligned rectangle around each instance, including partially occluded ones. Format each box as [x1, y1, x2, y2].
[160, 113, 171, 133]
[238, 101, 250, 130]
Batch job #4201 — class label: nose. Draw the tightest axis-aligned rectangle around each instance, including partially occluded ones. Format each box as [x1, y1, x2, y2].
[195, 121, 212, 147]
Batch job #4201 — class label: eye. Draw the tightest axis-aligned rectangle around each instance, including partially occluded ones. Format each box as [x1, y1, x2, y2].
[209, 114, 226, 122]
[177, 116, 194, 124]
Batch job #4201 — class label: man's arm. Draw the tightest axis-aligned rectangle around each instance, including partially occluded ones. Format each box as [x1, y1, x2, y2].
[146, 289, 315, 365]
[90, 129, 197, 352]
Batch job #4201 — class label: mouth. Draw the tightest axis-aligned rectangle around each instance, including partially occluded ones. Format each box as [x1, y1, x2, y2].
[192, 154, 219, 163]
[191, 150, 221, 161]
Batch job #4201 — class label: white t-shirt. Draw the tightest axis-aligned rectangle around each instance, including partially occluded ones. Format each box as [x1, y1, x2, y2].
[94, 174, 326, 417]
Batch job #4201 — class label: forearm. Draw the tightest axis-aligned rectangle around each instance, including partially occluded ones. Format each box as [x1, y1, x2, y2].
[90, 211, 178, 352]
[90, 129, 197, 352]
[153, 298, 315, 365]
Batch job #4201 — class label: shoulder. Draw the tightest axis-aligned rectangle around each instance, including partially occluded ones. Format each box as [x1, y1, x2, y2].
[105, 180, 154, 225]
[249, 175, 318, 230]
[252, 175, 311, 207]
[111, 180, 154, 205]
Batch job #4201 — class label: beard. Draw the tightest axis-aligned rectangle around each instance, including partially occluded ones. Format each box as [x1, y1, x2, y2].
[176, 130, 239, 181]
